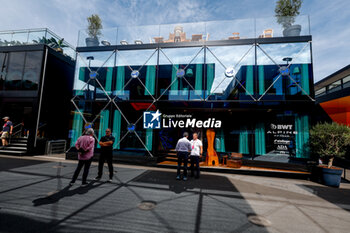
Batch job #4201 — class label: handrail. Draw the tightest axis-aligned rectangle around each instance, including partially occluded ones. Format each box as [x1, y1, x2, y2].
[45, 140, 66, 155]
[12, 123, 22, 130]
[8, 123, 23, 141]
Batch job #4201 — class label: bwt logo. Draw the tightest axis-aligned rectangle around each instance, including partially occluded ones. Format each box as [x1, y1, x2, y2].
[143, 110, 162, 129]
[270, 124, 293, 130]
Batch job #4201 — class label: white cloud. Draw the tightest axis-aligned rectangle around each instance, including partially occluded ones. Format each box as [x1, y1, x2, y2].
[0, 0, 349, 83]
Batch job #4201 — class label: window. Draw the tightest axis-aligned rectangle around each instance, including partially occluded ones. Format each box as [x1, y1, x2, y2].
[0, 52, 8, 90]
[315, 87, 326, 96]
[22, 51, 43, 90]
[4, 52, 25, 90]
[328, 80, 342, 93]
[343, 75, 350, 89]
[4, 51, 43, 90]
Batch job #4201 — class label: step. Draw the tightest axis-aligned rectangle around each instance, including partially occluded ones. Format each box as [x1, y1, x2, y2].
[0, 150, 26, 155]
[10, 137, 28, 141]
[10, 140, 28, 144]
[164, 156, 178, 162]
[8, 143, 27, 147]
[1, 146, 27, 151]
[159, 152, 177, 156]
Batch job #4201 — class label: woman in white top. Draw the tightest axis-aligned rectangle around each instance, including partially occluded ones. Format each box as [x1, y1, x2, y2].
[190, 132, 203, 179]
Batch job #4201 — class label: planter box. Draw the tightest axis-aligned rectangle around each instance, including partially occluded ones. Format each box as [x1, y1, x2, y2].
[320, 166, 343, 188]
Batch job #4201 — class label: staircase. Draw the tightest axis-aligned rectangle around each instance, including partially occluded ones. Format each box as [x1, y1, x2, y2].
[0, 137, 28, 155]
[157, 149, 194, 165]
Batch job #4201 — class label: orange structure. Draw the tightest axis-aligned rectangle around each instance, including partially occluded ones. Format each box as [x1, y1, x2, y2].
[206, 129, 219, 166]
[319, 95, 350, 126]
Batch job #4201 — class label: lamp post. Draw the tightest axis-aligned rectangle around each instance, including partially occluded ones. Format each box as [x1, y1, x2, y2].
[282, 57, 292, 65]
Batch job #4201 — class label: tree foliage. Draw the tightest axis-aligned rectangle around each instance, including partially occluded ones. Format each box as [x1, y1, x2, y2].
[32, 37, 68, 48]
[309, 122, 350, 167]
[275, 0, 302, 29]
[87, 14, 103, 38]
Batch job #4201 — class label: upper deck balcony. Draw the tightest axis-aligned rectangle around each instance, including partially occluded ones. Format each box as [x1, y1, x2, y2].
[76, 15, 311, 50]
[0, 28, 75, 60]
[73, 16, 314, 104]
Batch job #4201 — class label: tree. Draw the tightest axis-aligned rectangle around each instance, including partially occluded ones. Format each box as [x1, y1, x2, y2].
[275, 0, 302, 29]
[309, 122, 350, 168]
[87, 14, 103, 39]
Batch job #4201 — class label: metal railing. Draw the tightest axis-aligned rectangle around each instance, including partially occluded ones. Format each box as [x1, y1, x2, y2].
[0, 28, 76, 60]
[10, 123, 23, 138]
[45, 140, 66, 155]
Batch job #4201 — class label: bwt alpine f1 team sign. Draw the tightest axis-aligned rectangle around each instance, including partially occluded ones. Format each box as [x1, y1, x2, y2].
[143, 110, 222, 129]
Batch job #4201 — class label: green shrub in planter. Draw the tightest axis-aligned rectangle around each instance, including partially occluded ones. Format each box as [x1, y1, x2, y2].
[275, 0, 302, 36]
[86, 14, 103, 46]
[309, 122, 350, 187]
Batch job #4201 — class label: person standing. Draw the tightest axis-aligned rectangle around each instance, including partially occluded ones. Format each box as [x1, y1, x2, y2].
[95, 128, 115, 182]
[190, 132, 203, 179]
[70, 128, 95, 187]
[0, 117, 13, 148]
[175, 132, 191, 181]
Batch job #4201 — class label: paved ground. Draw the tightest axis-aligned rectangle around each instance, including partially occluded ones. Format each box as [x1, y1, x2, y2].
[1, 155, 350, 233]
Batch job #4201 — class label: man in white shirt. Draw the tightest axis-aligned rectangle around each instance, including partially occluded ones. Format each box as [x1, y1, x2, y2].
[190, 132, 203, 179]
[175, 132, 191, 181]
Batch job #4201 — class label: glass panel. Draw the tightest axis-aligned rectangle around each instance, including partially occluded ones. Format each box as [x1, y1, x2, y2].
[205, 45, 255, 101]
[159, 22, 205, 43]
[257, 42, 312, 100]
[158, 47, 205, 100]
[117, 25, 160, 45]
[0, 33, 13, 46]
[22, 51, 43, 90]
[78, 28, 117, 47]
[73, 51, 115, 101]
[10, 32, 29, 45]
[205, 19, 255, 41]
[114, 102, 154, 151]
[27, 30, 46, 45]
[4, 52, 25, 90]
[114, 49, 157, 101]
[256, 15, 310, 38]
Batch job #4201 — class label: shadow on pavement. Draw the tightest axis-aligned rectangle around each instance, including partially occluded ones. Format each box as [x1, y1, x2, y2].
[301, 184, 350, 211]
[32, 181, 105, 206]
[0, 157, 48, 172]
[132, 170, 239, 194]
[129, 170, 270, 232]
[0, 212, 51, 233]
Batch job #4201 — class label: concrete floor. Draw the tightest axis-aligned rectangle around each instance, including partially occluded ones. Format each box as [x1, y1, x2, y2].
[1, 155, 350, 233]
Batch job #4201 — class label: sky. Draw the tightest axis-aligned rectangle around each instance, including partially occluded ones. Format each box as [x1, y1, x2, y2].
[0, 0, 349, 82]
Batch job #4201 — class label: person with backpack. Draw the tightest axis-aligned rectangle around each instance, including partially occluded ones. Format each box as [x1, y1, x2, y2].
[70, 128, 95, 187]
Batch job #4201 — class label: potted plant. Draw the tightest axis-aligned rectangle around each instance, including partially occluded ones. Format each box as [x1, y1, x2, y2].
[33, 37, 67, 53]
[86, 14, 103, 47]
[309, 122, 350, 187]
[275, 0, 302, 37]
[49, 38, 68, 53]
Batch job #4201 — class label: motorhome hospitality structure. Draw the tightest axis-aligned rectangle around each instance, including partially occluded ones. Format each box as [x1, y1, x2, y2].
[67, 16, 316, 170]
